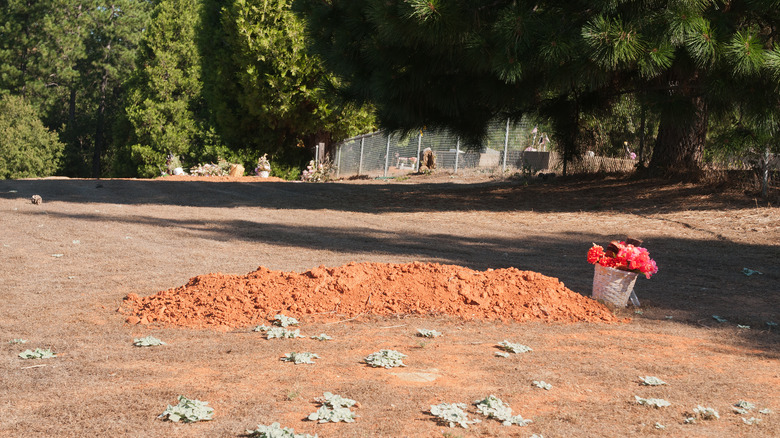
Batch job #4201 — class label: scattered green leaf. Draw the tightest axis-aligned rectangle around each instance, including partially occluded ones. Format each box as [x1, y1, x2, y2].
[742, 417, 761, 425]
[133, 336, 165, 347]
[18, 348, 56, 359]
[281, 352, 319, 364]
[474, 395, 532, 426]
[639, 376, 667, 386]
[497, 341, 532, 354]
[712, 315, 728, 323]
[735, 400, 755, 411]
[158, 395, 214, 423]
[635, 396, 670, 408]
[690, 405, 719, 420]
[266, 327, 304, 339]
[311, 333, 332, 341]
[494, 351, 510, 358]
[307, 392, 357, 423]
[429, 403, 481, 429]
[417, 328, 442, 338]
[246, 422, 317, 438]
[9, 339, 27, 344]
[532, 381, 552, 390]
[365, 349, 406, 368]
[274, 314, 299, 327]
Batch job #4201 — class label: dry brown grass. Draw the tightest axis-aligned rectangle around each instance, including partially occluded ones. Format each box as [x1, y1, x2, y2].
[0, 174, 777, 437]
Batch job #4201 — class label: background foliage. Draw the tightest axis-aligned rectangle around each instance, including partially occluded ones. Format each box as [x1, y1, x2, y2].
[0, 0, 374, 179]
[0, 94, 64, 179]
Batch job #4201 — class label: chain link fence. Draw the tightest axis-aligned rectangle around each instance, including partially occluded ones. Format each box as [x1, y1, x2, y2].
[331, 119, 779, 182]
[332, 119, 641, 178]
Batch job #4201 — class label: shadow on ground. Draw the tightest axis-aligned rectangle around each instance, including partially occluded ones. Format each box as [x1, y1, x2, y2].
[0, 176, 765, 214]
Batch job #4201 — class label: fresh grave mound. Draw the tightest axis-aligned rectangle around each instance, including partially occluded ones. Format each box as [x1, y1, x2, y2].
[121, 262, 623, 329]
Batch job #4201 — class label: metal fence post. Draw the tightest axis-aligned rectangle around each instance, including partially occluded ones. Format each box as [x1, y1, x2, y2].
[336, 144, 342, 178]
[384, 134, 391, 177]
[358, 137, 365, 176]
[416, 131, 422, 172]
[502, 118, 510, 172]
[454, 137, 460, 173]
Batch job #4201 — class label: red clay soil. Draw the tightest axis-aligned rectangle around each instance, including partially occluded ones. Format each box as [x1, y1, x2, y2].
[121, 262, 624, 329]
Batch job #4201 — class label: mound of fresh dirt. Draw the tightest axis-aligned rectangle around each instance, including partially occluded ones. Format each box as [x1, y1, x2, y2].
[121, 262, 623, 329]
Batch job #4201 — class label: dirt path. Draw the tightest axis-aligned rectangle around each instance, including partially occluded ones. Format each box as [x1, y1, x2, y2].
[0, 174, 778, 437]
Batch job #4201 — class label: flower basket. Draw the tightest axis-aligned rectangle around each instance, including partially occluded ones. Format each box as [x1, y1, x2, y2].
[592, 264, 638, 307]
[259, 170, 269, 178]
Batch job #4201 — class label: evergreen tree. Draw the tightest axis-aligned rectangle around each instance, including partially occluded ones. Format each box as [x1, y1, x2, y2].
[119, 0, 207, 177]
[81, 1, 151, 177]
[200, 0, 374, 164]
[297, 0, 780, 175]
[0, 1, 88, 125]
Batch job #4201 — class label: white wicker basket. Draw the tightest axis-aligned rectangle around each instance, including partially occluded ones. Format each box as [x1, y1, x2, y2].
[592, 264, 638, 307]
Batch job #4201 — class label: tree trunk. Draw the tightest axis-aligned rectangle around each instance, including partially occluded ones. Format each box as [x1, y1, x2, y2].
[303, 130, 333, 161]
[92, 74, 108, 178]
[68, 88, 76, 126]
[648, 67, 708, 177]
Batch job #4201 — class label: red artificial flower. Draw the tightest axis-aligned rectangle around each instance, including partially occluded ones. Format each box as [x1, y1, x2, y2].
[587, 245, 605, 264]
[587, 241, 658, 279]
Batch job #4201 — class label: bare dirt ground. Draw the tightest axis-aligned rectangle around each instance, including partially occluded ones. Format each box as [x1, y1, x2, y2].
[0, 172, 778, 437]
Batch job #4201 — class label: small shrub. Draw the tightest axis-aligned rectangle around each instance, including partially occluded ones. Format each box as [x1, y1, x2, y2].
[8, 339, 28, 344]
[0, 95, 64, 179]
[311, 333, 332, 341]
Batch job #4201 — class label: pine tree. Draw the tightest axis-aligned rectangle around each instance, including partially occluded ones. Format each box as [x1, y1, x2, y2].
[81, 0, 151, 177]
[298, 0, 780, 176]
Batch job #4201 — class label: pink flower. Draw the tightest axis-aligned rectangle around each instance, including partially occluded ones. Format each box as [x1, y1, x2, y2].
[587, 240, 657, 278]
